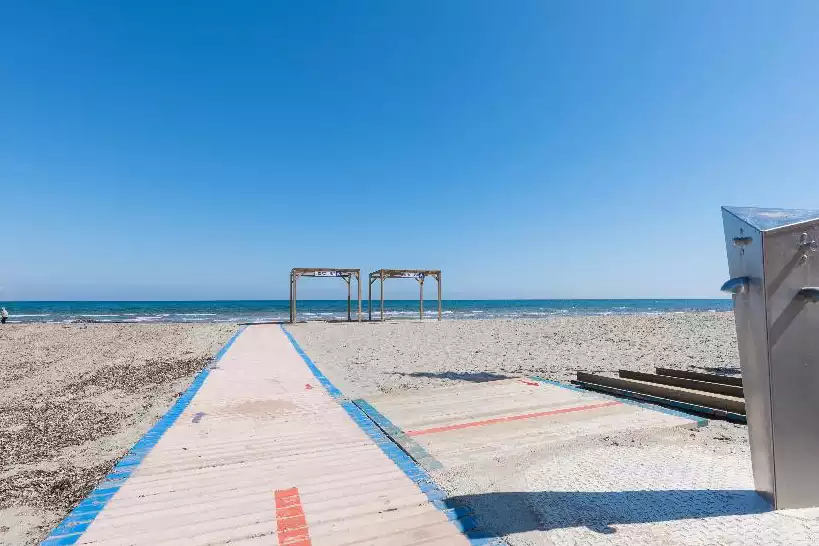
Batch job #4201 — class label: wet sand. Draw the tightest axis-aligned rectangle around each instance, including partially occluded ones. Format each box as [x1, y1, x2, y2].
[0, 323, 237, 546]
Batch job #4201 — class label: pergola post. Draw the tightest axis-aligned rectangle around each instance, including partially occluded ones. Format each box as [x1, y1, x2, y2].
[368, 274, 373, 321]
[289, 272, 294, 323]
[380, 271, 385, 321]
[437, 272, 442, 321]
[292, 272, 298, 323]
[418, 275, 424, 320]
[357, 272, 362, 322]
[346, 275, 351, 321]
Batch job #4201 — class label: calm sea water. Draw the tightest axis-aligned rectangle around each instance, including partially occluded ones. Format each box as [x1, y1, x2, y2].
[1, 300, 733, 324]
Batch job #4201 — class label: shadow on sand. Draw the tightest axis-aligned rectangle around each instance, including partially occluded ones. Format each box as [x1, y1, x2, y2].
[390, 371, 512, 383]
[692, 366, 742, 375]
[446, 489, 770, 537]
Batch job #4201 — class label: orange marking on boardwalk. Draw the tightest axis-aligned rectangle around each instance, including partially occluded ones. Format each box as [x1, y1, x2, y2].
[406, 401, 622, 436]
[275, 487, 311, 545]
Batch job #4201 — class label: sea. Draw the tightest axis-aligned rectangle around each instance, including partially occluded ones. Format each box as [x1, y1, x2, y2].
[1, 299, 733, 324]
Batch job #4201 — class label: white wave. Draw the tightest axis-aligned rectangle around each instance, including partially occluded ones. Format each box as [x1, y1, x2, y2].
[125, 316, 163, 322]
[176, 313, 217, 316]
[10, 314, 52, 317]
[79, 314, 120, 317]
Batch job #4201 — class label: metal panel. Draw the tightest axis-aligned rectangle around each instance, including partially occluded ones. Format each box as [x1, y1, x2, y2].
[722, 208, 775, 505]
[764, 222, 819, 508]
[724, 206, 819, 233]
[723, 206, 819, 509]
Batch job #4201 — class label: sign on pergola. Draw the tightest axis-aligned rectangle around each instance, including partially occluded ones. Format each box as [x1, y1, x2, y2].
[290, 268, 362, 323]
[369, 269, 442, 321]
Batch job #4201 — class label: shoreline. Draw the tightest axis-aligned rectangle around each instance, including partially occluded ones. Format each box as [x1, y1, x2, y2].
[0, 299, 733, 324]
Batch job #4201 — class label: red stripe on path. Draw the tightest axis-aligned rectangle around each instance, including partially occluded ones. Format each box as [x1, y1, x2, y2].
[406, 401, 622, 436]
[518, 379, 540, 386]
[275, 487, 311, 545]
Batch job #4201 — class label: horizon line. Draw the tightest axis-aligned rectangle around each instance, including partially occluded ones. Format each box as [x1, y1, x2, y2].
[3, 297, 733, 303]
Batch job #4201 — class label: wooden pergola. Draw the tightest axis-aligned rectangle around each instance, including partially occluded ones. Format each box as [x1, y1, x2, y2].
[290, 268, 362, 323]
[368, 269, 442, 321]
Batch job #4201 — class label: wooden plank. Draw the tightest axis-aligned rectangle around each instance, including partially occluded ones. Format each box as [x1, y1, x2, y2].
[655, 367, 742, 387]
[619, 369, 744, 398]
[575, 372, 746, 415]
[572, 381, 746, 424]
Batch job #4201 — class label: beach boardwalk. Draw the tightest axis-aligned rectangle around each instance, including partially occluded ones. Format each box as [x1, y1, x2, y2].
[353, 378, 703, 472]
[354, 379, 819, 545]
[44, 324, 486, 545]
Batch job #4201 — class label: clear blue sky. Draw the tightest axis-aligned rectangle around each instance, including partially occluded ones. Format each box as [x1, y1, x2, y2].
[2, 1, 818, 300]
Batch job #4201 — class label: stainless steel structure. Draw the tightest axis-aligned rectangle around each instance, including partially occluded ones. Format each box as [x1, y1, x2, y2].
[289, 268, 362, 323]
[721, 206, 819, 509]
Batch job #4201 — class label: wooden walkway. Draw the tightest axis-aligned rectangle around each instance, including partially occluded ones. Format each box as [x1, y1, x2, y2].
[43, 325, 489, 545]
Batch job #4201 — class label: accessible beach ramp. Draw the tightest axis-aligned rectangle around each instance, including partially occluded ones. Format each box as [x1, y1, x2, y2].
[43, 325, 488, 545]
[353, 377, 702, 472]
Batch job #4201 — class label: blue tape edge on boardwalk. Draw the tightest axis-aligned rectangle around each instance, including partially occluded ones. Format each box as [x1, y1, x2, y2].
[280, 324, 506, 546]
[351, 398, 444, 471]
[40, 325, 247, 546]
[530, 375, 709, 428]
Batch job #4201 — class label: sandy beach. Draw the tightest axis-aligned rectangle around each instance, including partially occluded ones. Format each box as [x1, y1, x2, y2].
[1, 313, 750, 544]
[0, 323, 237, 546]
[288, 312, 748, 448]
[288, 312, 754, 544]
[288, 312, 741, 396]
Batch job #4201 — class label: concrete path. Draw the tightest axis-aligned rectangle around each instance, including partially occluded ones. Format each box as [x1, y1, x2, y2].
[43, 325, 484, 545]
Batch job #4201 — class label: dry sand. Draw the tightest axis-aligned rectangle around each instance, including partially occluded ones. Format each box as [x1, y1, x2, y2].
[288, 312, 748, 449]
[0, 323, 236, 546]
[289, 313, 756, 544]
[287, 312, 741, 396]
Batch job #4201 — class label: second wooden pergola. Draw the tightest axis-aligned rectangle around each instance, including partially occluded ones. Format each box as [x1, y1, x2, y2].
[368, 269, 442, 321]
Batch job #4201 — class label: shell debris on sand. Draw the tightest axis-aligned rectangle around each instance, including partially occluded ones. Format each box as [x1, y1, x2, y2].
[0, 323, 237, 546]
